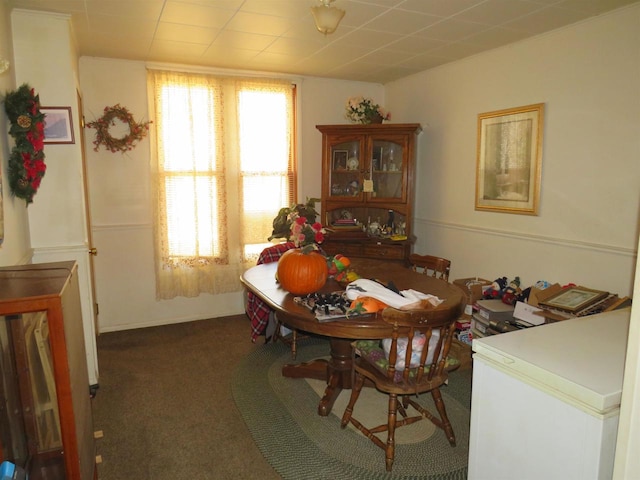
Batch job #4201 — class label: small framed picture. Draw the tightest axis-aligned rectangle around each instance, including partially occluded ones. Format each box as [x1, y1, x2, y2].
[41, 106, 75, 144]
[538, 286, 608, 313]
[332, 150, 348, 170]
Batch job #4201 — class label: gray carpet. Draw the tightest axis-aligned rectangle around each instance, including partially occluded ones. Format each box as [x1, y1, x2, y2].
[232, 337, 471, 480]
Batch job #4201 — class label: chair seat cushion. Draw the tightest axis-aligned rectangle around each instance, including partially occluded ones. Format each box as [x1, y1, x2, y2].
[353, 340, 459, 383]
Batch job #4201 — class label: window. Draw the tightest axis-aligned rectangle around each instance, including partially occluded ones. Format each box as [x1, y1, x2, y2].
[148, 70, 295, 299]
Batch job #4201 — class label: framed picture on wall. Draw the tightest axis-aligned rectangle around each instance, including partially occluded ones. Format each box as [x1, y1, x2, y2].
[41, 106, 75, 144]
[475, 103, 544, 215]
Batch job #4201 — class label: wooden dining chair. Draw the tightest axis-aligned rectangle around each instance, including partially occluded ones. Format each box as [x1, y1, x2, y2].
[341, 307, 458, 472]
[408, 253, 451, 282]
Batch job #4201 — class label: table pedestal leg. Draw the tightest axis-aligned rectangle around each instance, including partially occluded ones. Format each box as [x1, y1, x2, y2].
[281, 337, 353, 416]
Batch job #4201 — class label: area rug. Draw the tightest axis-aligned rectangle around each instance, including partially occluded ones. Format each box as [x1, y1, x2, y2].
[232, 337, 471, 479]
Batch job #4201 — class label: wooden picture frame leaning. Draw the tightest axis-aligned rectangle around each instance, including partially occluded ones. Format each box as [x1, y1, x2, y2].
[538, 286, 609, 314]
[475, 103, 544, 215]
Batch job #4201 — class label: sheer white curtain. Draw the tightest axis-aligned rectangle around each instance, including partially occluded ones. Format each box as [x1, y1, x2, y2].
[147, 70, 295, 299]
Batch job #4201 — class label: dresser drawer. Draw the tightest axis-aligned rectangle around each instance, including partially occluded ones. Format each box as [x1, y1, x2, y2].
[362, 244, 405, 260]
[323, 242, 363, 257]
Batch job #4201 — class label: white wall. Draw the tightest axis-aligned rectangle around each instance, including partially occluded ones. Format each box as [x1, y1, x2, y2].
[78, 57, 384, 332]
[0, 2, 31, 266]
[299, 77, 384, 200]
[11, 10, 99, 384]
[11, 10, 87, 247]
[386, 5, 640, 297]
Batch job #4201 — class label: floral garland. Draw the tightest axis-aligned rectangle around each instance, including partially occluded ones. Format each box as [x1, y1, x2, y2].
[86, 104, 151, 153]
[3, 84, 46, 204]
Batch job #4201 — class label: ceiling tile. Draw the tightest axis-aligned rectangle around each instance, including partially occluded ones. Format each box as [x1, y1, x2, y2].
[264, 36, 328, 56]
[224, 11, 296, 36]
[155, 22, 220, 45]
[161, 1, 236, 29]
[396, 53, 453, 70]
[557, 0, 638, 14]
[85, 14, 158, 37]
[337, 28, 404, 49]
[460, 26, 531, 48]
[80, 34, 153, 60]
[149, 38, 209, 58]
[201, 44, 257, 63]
[503, 5, 590, 33]
[84, 0, 164, 18]
[338, 1, 395, 26]
[239, 0, 312, 18]
[364, 9, 441, 34]
[8, 0, 638, 84]
[396, 0, 488, 17]
[358, 47, 415, 65]
[384, 35, 446, 54]
[211, 30, 278, 51]
[454, 0, 546, 25]
[415, 18, 492, 41]
[428, 41, 491, 59]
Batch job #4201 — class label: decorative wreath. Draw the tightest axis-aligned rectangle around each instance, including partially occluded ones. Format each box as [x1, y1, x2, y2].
[3, 83, 46, 204]
[86, 104, 151, 153]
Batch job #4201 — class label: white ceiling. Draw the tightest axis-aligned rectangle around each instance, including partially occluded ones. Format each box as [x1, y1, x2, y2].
[7, 0, 638, 84]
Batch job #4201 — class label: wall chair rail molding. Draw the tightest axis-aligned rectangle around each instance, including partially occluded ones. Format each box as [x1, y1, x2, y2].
[92, 222, 153, 232]
[418, 218, 637, 257]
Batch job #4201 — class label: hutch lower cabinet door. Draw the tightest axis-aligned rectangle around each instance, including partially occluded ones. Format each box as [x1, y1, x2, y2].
[0, 261, 97, 480]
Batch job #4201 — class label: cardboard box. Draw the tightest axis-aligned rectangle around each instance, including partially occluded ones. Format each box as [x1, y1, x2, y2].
[475, 299, 515, 321]
[453, 277, 493, 314]
[527, 283, 562, 307]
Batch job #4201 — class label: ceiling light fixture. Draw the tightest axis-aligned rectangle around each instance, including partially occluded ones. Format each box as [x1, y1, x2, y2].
[311, 0, 345, 36]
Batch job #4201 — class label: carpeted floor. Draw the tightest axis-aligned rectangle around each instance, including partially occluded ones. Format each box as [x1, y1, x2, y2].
[92, 316, 281, 480]
[232, 336, 472, 480]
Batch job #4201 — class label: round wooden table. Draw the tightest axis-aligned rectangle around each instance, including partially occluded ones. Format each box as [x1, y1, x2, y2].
[240, 259, 465, 416]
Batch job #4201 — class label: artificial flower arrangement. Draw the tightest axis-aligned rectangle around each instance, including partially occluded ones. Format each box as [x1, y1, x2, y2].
[273, 199, 328, 295]
[290, 214, 326, 253]
[345, 96, 391, 124]
[3, 84, 46, 204]
[269, 197, 321, 242]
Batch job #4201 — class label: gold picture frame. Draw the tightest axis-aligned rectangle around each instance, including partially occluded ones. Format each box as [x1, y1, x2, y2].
[475, 103, 544, 215]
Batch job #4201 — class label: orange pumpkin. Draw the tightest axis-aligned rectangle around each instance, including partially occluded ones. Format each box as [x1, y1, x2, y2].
[277, 249, 328, 295]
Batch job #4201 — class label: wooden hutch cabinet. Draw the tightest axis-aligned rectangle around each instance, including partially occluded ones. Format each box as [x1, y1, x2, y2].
[0, 261, 97, 480]
[317, 123, 422, 262]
